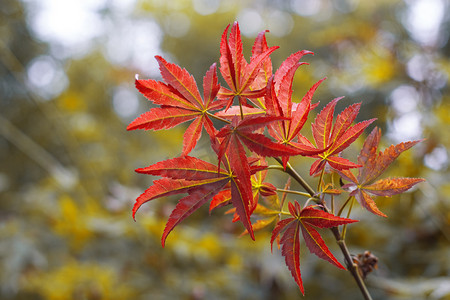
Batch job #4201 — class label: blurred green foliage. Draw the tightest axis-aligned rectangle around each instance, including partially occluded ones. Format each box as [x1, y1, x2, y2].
[0, 0, 449, 299]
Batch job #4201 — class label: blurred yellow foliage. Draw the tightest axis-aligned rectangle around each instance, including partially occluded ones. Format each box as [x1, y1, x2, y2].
[52, 196, 99, 251]
[149, 126, 189, 154]
[435, 101, 450, 125]
[361, 49, 396, 86]
[25, 261, 134, 300]
[311, 20, 377, 46]
[57, 92, 87, 112]
[139, 214, 167, 239]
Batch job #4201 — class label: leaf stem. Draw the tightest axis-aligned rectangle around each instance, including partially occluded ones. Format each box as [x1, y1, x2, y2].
[304, 197, 318, 208]
[205, 111, 232, 124]
[317, 167, 325, 191]
[337, 195, 353, 217]
[274, 157, 373, 300]
[239, 98, 244, 120]
[273, 157, 316, 197]
[276, 188, 311, 198]
[341, 197, 355, 240]
[331, 173, 335, 214]
[267, 164, 285, 171]
[280, 210, 293, 216]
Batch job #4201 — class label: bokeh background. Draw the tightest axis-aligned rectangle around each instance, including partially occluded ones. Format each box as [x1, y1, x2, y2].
[1, 0, 449, 299]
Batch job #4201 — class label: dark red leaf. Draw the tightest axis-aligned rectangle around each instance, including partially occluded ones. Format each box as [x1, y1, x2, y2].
[162, 181, 229, 247]
[338, 127, 425, 216]
[271, 202, 358, 293]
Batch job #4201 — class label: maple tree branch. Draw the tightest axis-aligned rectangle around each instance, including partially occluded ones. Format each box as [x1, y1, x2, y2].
[274, 157, 373, 300]
[0, 114, 76, 189]
[331, 227, 373, 300]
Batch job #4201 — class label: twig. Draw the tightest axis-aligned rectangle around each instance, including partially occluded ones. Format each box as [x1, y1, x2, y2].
[0, 115, 76, 189]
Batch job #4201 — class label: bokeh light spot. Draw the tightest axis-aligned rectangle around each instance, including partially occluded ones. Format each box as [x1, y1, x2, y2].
[267, 11, 294, 37]
[389, 112, 422, 142]
[164, 12, 191, 37]
[290, 0, 322, 16]
[113, 86, 139, 119]
[424, 146, 449, 171]
[27, 0, 106, 51]
[405, 0, 445, 46]
[237, 9, 263, 36]
[192, 0, 220, 15]
[389, 85, 419, 114]
[26, 55, 68, 100]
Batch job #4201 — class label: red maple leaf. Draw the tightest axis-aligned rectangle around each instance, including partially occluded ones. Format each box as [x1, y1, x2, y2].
[249, 29, 273, 93]
[270, 201, 358, 294]
[238, 161, 284, 237]
[215, 115, 305, 161]
[306, 97, 376, 176]
[210, 156, 280, 228]
[218, 21, 278, 110]
[338, 127, 425, 217]
[127, 56, 225, 155]
[213, 115, 305, 216]
[127, 21, 427, 297]
[264, 51, 327, 167]
[132, 154, 259, 244]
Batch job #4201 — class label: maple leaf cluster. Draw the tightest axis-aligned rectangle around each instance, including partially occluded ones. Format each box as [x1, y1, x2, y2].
[127, 22, 424, 294]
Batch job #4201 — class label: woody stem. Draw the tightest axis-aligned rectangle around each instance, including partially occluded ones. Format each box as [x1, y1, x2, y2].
[331, 227, 373, 300]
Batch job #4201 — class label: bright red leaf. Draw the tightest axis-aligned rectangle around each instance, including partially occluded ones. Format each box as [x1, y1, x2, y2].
[218, 22, 278, 110]
[128, 56, 225, 155]
[306, 97, 376, 176]
[215, 115, 305, 162]
[339, 127, 425, 217]
[214, 114, 305, 208]
[265, 63, 327, 167]
[249, 29, 273, 93]
[132, 155, 258, 245]
[271, 201, 358, 294]
[213, 157, 282, 233]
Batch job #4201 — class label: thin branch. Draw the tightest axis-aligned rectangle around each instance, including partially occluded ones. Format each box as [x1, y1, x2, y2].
[0, 115, 76, 189]
[331, 227, 373, 300]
